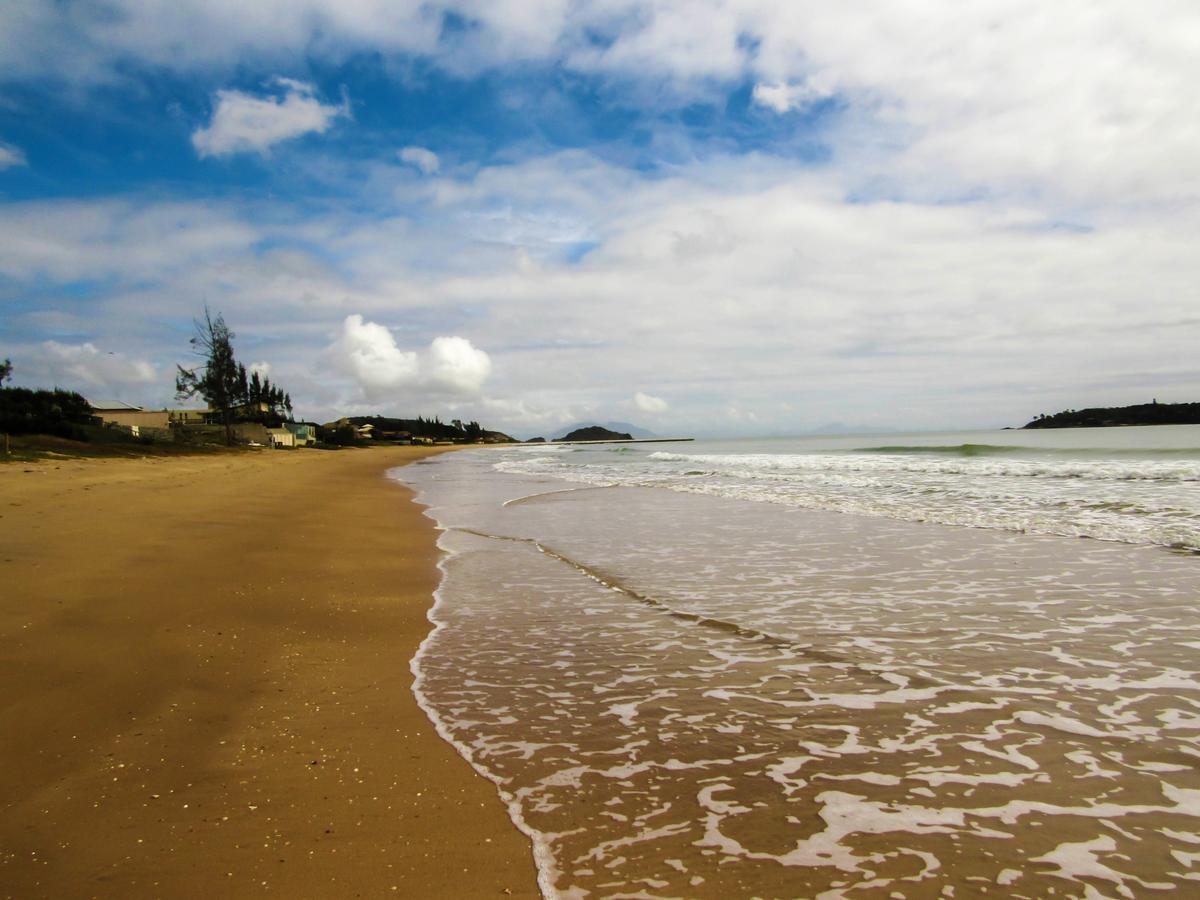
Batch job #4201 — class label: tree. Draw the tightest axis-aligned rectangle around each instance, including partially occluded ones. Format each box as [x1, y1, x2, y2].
[0, 358, 11, 385]
[176, 308, 241, 445]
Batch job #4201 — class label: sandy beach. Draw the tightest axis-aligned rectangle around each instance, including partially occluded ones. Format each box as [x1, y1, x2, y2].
[0, 446, 538, 898]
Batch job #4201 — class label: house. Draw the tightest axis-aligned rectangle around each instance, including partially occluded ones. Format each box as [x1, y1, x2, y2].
[284, 422, 318, 446]
[266, 427, 295, 448]
[168, 408, 211, 425]
[233, 400, 271, 418]
[88, 400, 171, 435]
[231, 422, 271, 445]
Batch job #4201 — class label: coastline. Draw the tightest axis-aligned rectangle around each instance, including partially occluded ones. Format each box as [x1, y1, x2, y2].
[0, 447, 538, 898]
[403, 440, 1200, 896]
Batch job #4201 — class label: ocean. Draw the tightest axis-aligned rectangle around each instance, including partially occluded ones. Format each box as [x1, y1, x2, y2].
[396, 426, 1200, 898]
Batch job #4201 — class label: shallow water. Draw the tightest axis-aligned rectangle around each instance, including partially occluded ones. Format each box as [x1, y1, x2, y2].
[398, 429, 1200, 898]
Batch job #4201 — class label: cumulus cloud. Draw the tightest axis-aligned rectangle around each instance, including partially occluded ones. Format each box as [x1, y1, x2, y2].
[192, 79, 346, 158]
[39, 341, 157, 390]
[633, 391, 669, 413]
[329, 314, 419, 399]
[426, 335, 491, 394]
[399, 145, 440, 175]
[328, 315, 491, 402]
[0, 140, 26, 169]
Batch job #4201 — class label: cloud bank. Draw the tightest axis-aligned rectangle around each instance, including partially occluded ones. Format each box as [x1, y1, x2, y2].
[5, 2, 1197, 205]
[38, 341, 157, 394]
[1, 3, 1197, 434]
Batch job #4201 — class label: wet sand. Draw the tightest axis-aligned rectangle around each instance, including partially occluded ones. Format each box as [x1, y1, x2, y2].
[408, 456, 1200, 897]
[0, 446, 538, 898]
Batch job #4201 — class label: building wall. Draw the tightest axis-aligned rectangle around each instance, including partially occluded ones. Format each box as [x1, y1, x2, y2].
[267, 429, 295, 448]
[169, 409, 210, 424]
[95, 409, 170, 429]
[284, 423, 317, 446]
[231, 423, 271, 445]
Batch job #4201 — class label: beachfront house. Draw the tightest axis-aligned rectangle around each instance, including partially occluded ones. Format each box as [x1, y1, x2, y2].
[230, 422, 270, 445]
[266, 427, 295, 448]
[168, 408, 210, 425]
[284, 422, 318, 446]
[88, 400, 171, 438]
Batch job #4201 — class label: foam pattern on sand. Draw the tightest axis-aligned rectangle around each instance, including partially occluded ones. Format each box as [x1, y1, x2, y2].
[401, 451, 1200, 898]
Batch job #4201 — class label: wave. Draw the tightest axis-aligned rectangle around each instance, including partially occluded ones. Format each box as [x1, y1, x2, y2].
[856, 443, 1200, 459]
[857, 443, 1025, 456]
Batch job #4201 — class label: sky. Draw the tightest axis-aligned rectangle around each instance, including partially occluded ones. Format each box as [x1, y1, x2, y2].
[1, 1, 1197, 438]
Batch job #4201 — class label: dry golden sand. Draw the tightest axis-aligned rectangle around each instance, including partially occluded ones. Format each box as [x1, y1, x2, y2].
[0, 446, 539, 898]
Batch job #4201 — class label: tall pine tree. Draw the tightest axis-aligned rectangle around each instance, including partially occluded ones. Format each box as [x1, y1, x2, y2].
[175, 308, 241, 445]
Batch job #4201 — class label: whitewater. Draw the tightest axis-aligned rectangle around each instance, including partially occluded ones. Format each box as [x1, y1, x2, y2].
[398, 425, 1200, 897]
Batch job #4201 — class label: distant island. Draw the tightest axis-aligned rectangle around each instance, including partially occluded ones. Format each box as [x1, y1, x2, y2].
[552, 420, 658, 440]
[1024, 401, 1200, 429]
[556, 425, 633, 442]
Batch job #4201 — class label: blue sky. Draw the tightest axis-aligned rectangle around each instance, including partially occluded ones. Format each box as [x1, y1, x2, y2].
[1, 2, 1198, 436]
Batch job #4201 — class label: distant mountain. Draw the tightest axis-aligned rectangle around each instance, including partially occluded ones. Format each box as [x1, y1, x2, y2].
[556, 425, 633, 442]
[551, 420, 657, 440]
[1024, 401, 1200, 429]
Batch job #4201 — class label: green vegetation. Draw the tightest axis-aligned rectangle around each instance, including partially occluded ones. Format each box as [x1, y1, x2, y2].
[1024, 401, 1200, 429]
[0, 384, 94, 440]
[322, 415, 514, 445]
[556, 425, 634, 442]
[1, 335, 513, 458]
[175, 308, 294, 444]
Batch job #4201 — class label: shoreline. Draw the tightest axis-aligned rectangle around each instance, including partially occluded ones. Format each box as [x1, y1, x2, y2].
[0, 447, 539, 898]
[399, 446, 1200, 897]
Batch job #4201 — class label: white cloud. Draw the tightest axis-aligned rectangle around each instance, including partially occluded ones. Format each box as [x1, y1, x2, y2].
[0, 199, 258, 282]
[192, 79, 346, 158]
[7, 2, 1194, 208]
[399, 145, 440, 175]
[248, 361, 272, 377]
[751, 80, 831, 114]
[328, 316, 491, 402]
[426, 335, 491, 395]
[329, 314, 419, 400]
[39, 341, 157, 390]
[2, 147, 1198, 435]
[0, 140, 26, 169]
[633, 391, 669, 413]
